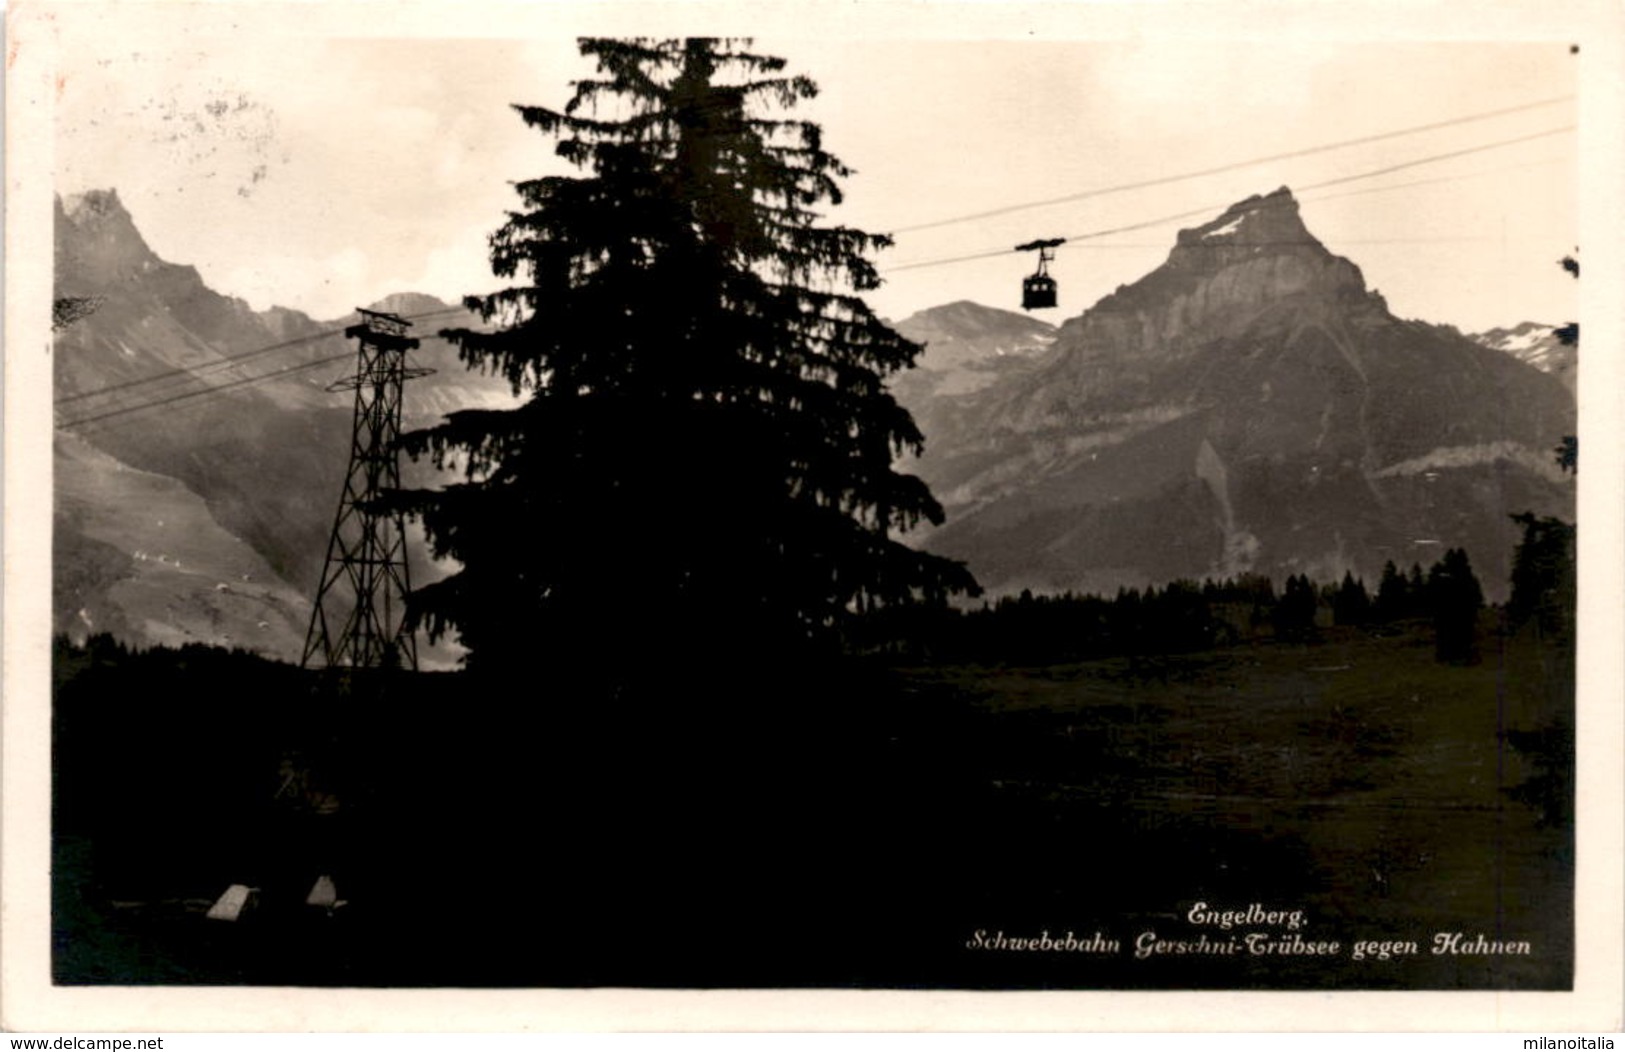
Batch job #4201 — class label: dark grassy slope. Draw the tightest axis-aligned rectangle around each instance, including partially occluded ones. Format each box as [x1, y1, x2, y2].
[52, 623, 1571, 989]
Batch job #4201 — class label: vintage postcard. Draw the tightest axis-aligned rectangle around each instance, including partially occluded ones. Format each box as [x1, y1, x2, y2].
[4, 0, 1622, 1033]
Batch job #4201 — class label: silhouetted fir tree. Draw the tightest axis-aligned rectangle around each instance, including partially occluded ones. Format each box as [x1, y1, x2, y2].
[1507, 511, 1576, 643]
[1236, 572, 1277, 630]
[1332, 571, 1371, 627]
[1495, 255, 1578, 653]
[390, 38, 977, 677]
[1407, 564, 1429, 617]
[1149, 579, 1215, 651]
[1428, 547, 1484, 663]
[1373, 560, 1408, 623]
[1553, 253, 1578, 473]
[1112, 586, 1146, 654]
[1273, 574, 1319, 642]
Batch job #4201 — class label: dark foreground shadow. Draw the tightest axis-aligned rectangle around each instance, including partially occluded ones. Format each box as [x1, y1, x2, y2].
[52, 633, 1572, 989]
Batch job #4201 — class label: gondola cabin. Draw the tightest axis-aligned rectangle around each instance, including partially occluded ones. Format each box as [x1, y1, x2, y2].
[1015, 237, 1066, 311]
[1022, 273, 1057, 310]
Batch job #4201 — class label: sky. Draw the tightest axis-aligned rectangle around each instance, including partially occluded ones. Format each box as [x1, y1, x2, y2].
[48, 7, 1580, 333]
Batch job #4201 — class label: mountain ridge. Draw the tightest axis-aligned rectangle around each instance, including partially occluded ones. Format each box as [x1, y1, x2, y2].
[53, 184, 1574, 656]
[53, 189, 513, 662]
[897, 187, 1574, 601]
[1470, 321, 1576, 391]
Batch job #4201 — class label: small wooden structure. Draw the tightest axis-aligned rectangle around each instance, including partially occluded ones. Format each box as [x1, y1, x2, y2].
[205, 883, 258, 922]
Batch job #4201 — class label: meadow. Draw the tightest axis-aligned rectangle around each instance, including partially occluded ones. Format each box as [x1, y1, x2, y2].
[51, 618, 1571, 988]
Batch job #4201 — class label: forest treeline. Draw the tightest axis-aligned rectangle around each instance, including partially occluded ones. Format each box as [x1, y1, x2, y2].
[56, 515, 1575, 676]
[855, 521, 1574, 668]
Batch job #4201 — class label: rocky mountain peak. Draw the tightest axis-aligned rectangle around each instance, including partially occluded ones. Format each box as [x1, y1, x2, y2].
[905, 186, 1573, 602]
[56, 188, 163, 285]
[1155, 185, 1361, 287]
[62, 187, 131, 224]
[52, 193, 519, 662]
[1061, 187, 1371, 358]
[360, 291, 461, 324]
[1175, 186, 1313, 251]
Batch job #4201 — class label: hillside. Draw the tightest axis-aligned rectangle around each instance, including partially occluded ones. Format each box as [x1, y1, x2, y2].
[53, 189, 515, 661]
[904, 188, 1575, 601]
[1471, 321, 1577, 392]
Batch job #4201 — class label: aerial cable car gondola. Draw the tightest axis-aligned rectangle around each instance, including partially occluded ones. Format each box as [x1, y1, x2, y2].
[1015, 237, 1065, 311]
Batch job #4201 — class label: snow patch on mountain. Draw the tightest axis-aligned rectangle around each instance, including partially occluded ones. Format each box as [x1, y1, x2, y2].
[1470, 322, 1576, 393]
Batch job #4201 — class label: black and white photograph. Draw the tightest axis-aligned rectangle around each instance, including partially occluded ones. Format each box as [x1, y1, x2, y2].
[5, 0, 1622, 1032]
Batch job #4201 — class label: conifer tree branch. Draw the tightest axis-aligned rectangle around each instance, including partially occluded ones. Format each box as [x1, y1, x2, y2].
[392, 36, 976, 668]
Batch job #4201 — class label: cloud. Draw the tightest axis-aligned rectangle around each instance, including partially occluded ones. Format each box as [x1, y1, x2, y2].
[412, 232, 499, 304]
[218, 246, 368, 318]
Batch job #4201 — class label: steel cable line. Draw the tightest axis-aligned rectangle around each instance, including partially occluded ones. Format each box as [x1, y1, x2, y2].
[59, 325, 461, 430]
[59, 350, 362, 430]
[1044, 148, 1575, 250]
[886, 125, 1575, 274]
[888, 94, 1574, 236]
[54, 329, 351, 408]
[54, 305, 468, 407]
[1278, 153, 1568, 208]
[1058, 236, 1502, 251]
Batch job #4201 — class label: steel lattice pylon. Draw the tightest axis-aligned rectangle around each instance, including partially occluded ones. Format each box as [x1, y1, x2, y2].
[302, 308, 433, 670]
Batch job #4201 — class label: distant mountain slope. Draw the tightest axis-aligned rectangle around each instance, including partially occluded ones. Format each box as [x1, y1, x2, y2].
[890, 300, 1056, 394]
[53, 189, 515, 662]
[55, 430, 311, 654]
[888, 300, 1057, 468]
[907, 188, 1574, 601]
[1471, 321, 1576, 392]
[52, 185, 1576, 657]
